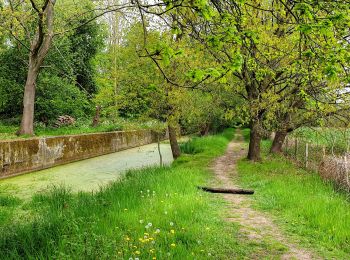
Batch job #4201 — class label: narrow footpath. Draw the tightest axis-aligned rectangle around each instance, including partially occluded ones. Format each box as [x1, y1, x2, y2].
[211, 131, 318, 259]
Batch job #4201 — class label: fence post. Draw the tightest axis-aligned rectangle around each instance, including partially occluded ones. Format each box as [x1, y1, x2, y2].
[294, 139, 298, 159]
[322, 146, 326, 159]
[345, 156, 349, 188]
[305, 142, 309, 168]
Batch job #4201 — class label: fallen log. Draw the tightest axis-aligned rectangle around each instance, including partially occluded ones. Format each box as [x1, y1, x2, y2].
[198, 186, 254, 195]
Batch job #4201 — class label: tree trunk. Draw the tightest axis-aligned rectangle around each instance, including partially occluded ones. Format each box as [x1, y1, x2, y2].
[17, 0, 56, 135]
[247, 119, 262, 161]
[270, 130, 287, 154]
[92, 105, 101, 127]
[18, 61, 40, 135]
[168, 125, 181, 159]
[157, 133, 163, 167]
[200, 123, 210, 136]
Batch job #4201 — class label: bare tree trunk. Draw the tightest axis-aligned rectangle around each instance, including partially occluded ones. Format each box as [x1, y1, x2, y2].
[168, 125, 181, 159]
[270, 130, 287, 154]
[18, 61, 40, 135]
[92, 105, 101, 127]
[247, 119, 262, 161]
[200, 123, 210, 136]
[18, 0, 56, 135]
[157, 133, 163, 166]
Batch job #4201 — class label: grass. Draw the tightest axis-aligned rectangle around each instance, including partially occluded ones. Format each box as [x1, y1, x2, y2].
[292, 127, 350, 154]
[237, 138, 350, 258]
[0, 119, 165, 140]
[0, 128, 266, 259]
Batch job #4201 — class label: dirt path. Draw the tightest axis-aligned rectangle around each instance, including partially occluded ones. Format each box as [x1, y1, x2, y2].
[211, 132, 318, 259]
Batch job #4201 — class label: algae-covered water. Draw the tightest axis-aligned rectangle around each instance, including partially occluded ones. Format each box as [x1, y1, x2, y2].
[0, 143, 173, 198]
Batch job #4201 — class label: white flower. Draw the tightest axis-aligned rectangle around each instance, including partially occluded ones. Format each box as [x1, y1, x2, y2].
[164, 211, 168, 215]
[169, 222, 174, 226]
[147, 189, 150, 193]
[148, 222, 152, 227]
[155, 228, 160, 233]
[139, 220, 144, 224]
[208, 253, 212, 256]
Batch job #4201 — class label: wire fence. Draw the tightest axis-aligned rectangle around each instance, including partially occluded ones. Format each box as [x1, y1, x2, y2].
[283, 136, 350, 193]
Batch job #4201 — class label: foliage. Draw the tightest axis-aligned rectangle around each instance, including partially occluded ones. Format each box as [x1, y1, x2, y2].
[94, 23, 164, 120]
[139, 0, 350, 159]
[0, 4, 105, 124]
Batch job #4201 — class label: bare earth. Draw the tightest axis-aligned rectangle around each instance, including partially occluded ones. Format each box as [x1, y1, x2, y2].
[211, 132, 318, 259]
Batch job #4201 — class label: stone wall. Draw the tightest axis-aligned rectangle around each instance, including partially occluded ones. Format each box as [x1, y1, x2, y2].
[0, 130, 165, 179]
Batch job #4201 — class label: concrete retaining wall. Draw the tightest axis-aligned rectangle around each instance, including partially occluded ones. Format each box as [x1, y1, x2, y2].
[0, 130, 165, 179]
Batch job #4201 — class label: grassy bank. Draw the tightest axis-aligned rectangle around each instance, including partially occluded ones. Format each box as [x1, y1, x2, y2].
[291, 127, 350, 154]
[0, 119, 164, 140]
[0, 129, 255, 259]
[237, 138, 350, 258]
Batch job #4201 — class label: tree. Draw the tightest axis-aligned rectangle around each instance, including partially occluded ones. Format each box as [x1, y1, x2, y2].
[6, 0, 57, 135]
[0, 3, 105, 124]
[138, 0, 350, 161]
[0, 0, 129, 135]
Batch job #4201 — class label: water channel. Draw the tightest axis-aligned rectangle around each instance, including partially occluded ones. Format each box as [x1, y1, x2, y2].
[0, 143, 173, 198]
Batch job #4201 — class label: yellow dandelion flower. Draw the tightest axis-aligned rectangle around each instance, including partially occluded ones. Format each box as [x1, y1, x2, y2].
[152, 257, 156, 260]
[135, 250, 140, 255]
[125, 237, 130, 241]
[171, 243, 176, 247]
[200, 249, 204, 252]
[124, 208, 128, 211]
[149, 237, 154, 241]
[170, 229, 175, 234]
[133, 245, 137, 249]
[149, 249, 155, 253]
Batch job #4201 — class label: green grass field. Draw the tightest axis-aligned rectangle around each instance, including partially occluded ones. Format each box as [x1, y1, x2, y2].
[237, 138, 350, 258]
[0, 129, 260, 259]
[1, 128, 350, 259]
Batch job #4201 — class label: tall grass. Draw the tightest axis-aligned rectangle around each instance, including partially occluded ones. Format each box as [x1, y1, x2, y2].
[238, 140, 350, 258]
[292, 127, 350, 154]
[0, 129, 260, 259]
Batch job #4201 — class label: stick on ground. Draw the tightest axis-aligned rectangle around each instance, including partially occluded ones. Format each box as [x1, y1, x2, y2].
[198, 186, 254, 195]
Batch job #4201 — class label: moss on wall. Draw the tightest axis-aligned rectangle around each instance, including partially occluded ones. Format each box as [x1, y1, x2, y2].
[0, 130, 165, 179]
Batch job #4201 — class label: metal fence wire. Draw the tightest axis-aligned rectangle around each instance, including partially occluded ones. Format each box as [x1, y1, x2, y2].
[283, 136, 350, 193]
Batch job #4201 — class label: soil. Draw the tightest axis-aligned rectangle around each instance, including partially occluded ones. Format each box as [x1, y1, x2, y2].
[211, 131, 318, 259]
